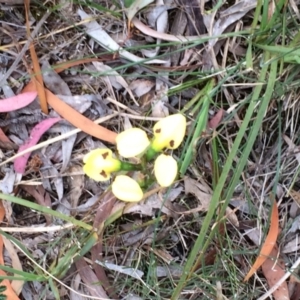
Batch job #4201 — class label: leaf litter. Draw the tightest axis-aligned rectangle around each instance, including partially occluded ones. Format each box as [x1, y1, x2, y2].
[0, 0, 300, 299]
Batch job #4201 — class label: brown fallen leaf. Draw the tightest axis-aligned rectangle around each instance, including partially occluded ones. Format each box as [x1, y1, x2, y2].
[145, 246, 175, 264]
[291, 284, 300, 300]
[91, 192, 118, 299]
[21, 185, 52, 225]
[129, 79, 155, 97]
[75, 258, 110, 298]
[208, 109, 224, 129]
[184, 176, 212, 212]
[244, 199, 279, 281]
[0, 201, 21, 299]
[2, 236, 24, 295]
[261, 244, 289, 300]
[289, 189, 300, 207]
[0, 126, 18, 150]
[66, 165, 84, 214]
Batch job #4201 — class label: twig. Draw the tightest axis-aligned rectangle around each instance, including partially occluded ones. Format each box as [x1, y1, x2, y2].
[0, 223, 74, 232]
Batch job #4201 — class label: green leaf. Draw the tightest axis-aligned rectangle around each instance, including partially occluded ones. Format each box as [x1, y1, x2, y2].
[180, 79, 214, 175]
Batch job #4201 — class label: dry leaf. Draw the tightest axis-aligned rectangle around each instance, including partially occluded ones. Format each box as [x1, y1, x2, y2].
[156, 265, 183, 278]
[152, 78, 169, 117]
[13, 118, 61, 174]
[149, 247, 175, 264]
[70, 274, 86, 300]
[132, 17, 202, 42]
[289, 189, 300, 207]
[283, 236, 300, 254]
[60, 126, 77, 173]
[142, 0, 168, 58]
[2, 200, 13, 224]
[225, 206, 239, 227]
[0, 201, 20, 300]
[78, 9, 165, 64]
[21, 185, 52, 224]
[53, 95, 93, 114]
[91, 192, 118, 299]
[129, 79, 155, 97]
[283, 134, 300, 164]
[245, 227, 261, 246]
[75, 258, 110, 298]
[126, 0, 154, 23]
[40, 154, 64, 201]
[244, 200, 279, 282]
[67, 165, 84, 212]
[261, 244, 289, 300]
[204, 0, 256, 68]
[125, 187, 183, 217]
[184, 176, 212, 212]
[2, 236, 24, 295]
[41, 60, 72, 96]
[96, 261, 144, 279]
[291, 281, 300, 300]
[208, 109, 224, 129]
[0, 167, 16, 195]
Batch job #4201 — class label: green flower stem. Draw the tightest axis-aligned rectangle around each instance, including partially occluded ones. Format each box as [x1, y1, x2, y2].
[137, 176, 156, 189]
[145, 146, 158, 161]
[120, 161, 142, 171]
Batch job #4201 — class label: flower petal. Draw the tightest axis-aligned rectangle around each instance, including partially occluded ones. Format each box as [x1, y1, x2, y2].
[116, 128, 150, 158]
[154, 154, 178, 187]
[152, 114, 186, 151]
[83, 148, 121, 181]
[83, 163, 110, 181]
[83, 148, 113, 163]
[112, 175, 143, 202]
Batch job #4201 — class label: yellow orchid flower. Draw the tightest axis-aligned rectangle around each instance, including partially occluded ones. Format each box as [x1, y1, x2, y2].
[154, 154, 178, 187]
[116, 128, 150, 158]
[112, 175, 143, 202]
[151, 114, 186, 152]
[83, 149, 142, 182]
[83, 149, 122, 181]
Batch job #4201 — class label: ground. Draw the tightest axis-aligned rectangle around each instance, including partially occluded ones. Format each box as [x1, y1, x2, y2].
[0, 0, 300, 299]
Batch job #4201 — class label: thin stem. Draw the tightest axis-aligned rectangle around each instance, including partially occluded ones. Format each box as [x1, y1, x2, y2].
[120, 161, 142, 171]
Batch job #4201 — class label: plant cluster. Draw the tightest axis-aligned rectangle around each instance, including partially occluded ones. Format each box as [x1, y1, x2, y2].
[83, 114, 186, 202]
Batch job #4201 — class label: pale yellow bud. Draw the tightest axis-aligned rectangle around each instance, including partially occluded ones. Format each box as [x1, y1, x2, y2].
[112, 175, 144, 202]
[116, 128, 150, 158]
[154, 154, 178, 187]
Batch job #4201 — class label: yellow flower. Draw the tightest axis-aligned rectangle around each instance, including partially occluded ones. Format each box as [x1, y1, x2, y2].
[83, 149, 121, 181]
[154, 154, 178, 187]
[112, 175, 143, 202]
[151, 114, 186, 152]
[116, 128, 150, 158]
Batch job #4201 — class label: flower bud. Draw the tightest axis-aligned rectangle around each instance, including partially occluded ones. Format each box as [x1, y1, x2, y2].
[154, 154, 178, 187]
[112, 175, 143, 202]
[116, 128, 150, 158]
